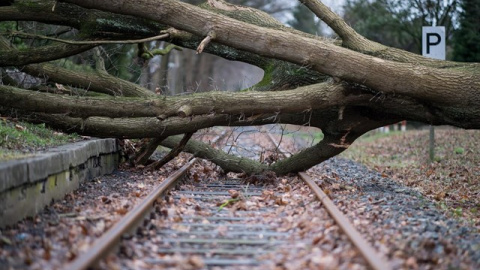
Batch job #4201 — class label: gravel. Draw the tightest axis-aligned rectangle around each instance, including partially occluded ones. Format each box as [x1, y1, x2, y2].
[309, 157, 480, 269]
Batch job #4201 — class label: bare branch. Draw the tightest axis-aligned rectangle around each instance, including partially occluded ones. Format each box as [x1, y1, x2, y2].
[147, 133, 194, 171]
[6, 31, 170, 45]
[298, 0, 454, 66]
[196, 30, 216, 54]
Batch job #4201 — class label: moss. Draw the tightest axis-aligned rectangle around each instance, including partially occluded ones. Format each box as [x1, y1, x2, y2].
[253, 62, 275, 89]
[0, 119, 79, 161]
[0, 149, 33, 161]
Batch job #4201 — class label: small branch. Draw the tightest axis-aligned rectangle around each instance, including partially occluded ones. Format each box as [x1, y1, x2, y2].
[134, 136, 167, 166]
[151, 43, 182, 55]
[338, 106, 345, 120]
[196, 31, 216, 54]
[5, 31, 170, 45]
[93, 47, 107, 73]
[140, 43, 182, 60]
[147, 132, 194, 171]
[177, 105, 193, 117]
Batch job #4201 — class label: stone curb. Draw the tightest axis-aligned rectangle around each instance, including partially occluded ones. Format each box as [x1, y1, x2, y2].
[0, 139, 120, 228]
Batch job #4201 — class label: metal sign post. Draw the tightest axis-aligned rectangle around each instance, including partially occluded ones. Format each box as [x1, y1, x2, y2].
[422, 26, 445, 162]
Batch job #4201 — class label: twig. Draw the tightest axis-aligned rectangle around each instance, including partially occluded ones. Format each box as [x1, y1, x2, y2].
[92, 47, 106, 73]
[196, 30, 216, 54]
[6, 31, 170, 45]
[134, 137, 167, 166]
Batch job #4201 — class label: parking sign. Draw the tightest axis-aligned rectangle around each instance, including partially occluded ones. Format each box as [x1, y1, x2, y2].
[422, 26, 445, 60]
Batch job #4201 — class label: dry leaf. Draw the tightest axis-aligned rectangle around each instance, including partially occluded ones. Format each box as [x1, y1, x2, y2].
[228, 189, 239, 199]
[15, 124, 26, 131]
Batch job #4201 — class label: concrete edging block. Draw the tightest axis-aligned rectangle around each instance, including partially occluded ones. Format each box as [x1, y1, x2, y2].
[0, 138, 120, 228]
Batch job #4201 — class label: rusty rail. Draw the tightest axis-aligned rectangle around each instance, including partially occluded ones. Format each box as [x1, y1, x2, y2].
[264, 128, 392, 270]
[299, 172, 391, 270]
[66, 158, 197, 270]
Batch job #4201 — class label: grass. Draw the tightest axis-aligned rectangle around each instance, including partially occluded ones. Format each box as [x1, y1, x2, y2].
[0, 117, 80, 161]
[341, 128, 480, 227]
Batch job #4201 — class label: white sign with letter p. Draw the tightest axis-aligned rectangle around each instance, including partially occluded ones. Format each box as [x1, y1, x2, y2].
[422, 26, 445, 60]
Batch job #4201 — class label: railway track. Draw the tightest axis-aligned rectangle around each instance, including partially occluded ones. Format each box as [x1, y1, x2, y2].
[66, 127, 391, 270]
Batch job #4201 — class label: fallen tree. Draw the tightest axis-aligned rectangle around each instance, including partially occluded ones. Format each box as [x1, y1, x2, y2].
[0, 0, 479, 175]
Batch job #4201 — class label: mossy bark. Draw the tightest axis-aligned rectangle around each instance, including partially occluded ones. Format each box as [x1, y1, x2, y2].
[1, 0, 479, 175]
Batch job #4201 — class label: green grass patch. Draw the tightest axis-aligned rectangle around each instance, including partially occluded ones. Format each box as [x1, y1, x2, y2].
[454, 147, 465, 155]
[0, 119, 79, 161]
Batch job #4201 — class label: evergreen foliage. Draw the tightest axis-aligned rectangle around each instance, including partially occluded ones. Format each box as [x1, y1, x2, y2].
[288, 3, 322, 35]
[452, 0, 480, 62]
[344, 0, 458, 54]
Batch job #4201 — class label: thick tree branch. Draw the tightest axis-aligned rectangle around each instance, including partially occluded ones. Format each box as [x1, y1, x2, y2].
[0, 37, 95, 66]
[134, 137, 167, 165]
[0, 37, 154, 97]
[147, 133, 194, 171]
[0, 0, 163, 39]
[270, 133, 358, 175]
[61, 0, 480, 108]
[22, 64, 154, 97]
[0, 83, 353, 119]
[3, 80, 479, 129]
[25, 114, 238, 139]
[161, 135, 268, 174]
[299, 0, 383, 52]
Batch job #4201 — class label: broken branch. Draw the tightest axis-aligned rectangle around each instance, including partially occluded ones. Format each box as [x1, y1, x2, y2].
[147, 133, 194, 171]
[196, 30, 216, 54]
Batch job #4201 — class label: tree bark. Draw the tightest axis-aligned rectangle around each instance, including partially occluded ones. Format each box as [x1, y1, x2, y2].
[0, 0, 478, 175]
[0, 83, 350, 119]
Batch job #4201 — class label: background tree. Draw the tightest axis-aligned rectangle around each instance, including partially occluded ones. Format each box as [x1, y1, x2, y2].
[452, 0, 480, 62]
[288, 3, 322, 35]
[343, 0, 459, 54]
